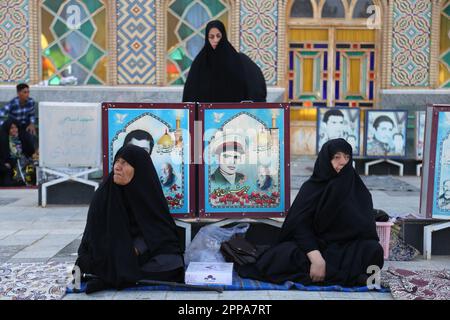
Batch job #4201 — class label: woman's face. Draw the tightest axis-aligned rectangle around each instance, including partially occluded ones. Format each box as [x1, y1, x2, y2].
[162, 163, 172, 176]
[113, 157, 135, 186]
[208, 27, 222, 49]
[331, 152, 350, 173]
[9, 124, 18, 137]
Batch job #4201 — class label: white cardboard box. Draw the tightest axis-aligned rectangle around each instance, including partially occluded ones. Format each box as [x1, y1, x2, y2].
[185, 262, 234, 285]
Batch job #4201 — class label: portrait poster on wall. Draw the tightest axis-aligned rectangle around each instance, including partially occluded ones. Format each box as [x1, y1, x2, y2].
[198, 103, 290, 218]
[317, 107, 360, 155]
[420, 105, 450, 220]
[364, 110, 408, 158]
[102, 103, 195, 217]
[416, 111, 426, 160]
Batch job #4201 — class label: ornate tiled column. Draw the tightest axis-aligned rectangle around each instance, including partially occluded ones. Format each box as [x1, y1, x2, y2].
[115, 0, 158, 85]
[0, 0, 37, 84]
[239, 0, 281, 86]
[390, 0, 433, 88]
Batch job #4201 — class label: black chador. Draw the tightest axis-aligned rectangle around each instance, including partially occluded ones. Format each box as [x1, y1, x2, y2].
[238, 139, 384, 286]
[76, 145, 184, 293]
[182, 20, 266, 103]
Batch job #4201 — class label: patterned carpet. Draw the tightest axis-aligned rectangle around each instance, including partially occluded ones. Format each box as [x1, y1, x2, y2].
[0, 262, 72, 300]
[381, 268, 450, 300]
[4, 262, 448, 300]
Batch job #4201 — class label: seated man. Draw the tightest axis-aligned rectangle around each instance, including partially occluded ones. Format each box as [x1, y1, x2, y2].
[76, 145, 184, 293]
[0, 83, 37, 137]
[238, 139, 384, 287]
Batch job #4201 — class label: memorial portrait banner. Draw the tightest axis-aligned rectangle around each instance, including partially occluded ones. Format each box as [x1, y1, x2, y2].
[198, 103, 290, 218]
[317, 107, 361, 156]
[364, 110, 408, 158]
[102, 103, 195, 217]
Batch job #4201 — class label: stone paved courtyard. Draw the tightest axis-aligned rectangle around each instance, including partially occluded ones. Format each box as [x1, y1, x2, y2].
[0, 174, 449, 300]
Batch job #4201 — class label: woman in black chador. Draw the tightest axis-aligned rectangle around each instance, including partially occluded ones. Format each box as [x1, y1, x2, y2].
[182, 20, 266, 103]
[0, 118, 35, 186]
[238, 139, 384, 286]
[76, 145, 184, 293]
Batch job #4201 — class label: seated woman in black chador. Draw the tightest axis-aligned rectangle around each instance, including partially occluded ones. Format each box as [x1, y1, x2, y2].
[76, 145, 184, 293]
[0, 118, 35, 186]
[182, 20, 266, 103]
[238, 139, 384, 287]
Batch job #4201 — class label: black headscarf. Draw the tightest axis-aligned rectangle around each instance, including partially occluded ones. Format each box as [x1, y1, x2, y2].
[0, 118, 35, 164]
[77, 145, 182, 288]
[182, 20, 248, 103]
[279, 138, 378, 253]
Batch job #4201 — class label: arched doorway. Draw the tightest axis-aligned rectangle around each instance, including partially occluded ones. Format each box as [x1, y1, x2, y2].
[287, 0, 382, 108]
[287, 0, 383, 156]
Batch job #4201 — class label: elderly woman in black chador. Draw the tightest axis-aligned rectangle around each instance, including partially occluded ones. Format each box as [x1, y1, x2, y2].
[76, 145, 184, 293]
[238, 139, 384, 286]
[182, 20, 266, 103]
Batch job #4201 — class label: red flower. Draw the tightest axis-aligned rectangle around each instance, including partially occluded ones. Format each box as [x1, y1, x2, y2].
[176, 193, 183, 199]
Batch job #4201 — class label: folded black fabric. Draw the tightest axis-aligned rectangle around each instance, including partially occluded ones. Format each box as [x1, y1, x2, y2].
[220, 236, 259, 266]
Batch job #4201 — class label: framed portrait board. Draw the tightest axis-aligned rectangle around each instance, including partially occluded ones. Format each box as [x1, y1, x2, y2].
[289, 106, 317, 156]
[415, 111, 426, 160]
[364, 110, 408, 158]
[420, 105, 450, 220]
[102, 103, 195, 217]
[198, 103, 290, 218]
[316, 107, 361, 155]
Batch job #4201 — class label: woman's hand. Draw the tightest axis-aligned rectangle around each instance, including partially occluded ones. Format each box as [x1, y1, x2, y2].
[134, 247, 140, 256]
[307, 250, 326, 282]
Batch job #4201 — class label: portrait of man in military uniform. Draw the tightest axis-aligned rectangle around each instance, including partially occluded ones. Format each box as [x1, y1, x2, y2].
[209, 132, 247, 187]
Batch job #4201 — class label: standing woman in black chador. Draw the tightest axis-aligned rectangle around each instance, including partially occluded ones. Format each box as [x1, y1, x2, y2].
[182, 20, 266, 103]
[238, 139, 384, 286]
[76, 145, 184, 293]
